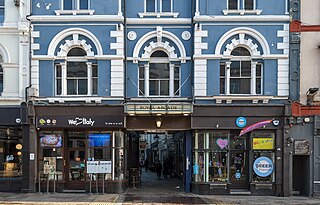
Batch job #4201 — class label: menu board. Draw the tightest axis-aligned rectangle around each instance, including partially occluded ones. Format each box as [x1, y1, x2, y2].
[87, 161, 111, 174]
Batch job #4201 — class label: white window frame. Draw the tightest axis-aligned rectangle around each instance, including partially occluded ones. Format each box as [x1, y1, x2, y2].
[139, 0, 178, 18]
[220, 59, 263, 95]
[56, 0, 94, 15]
[55, 57, 97, 96]
[223, 0, 261, 15]
[138, 57, 180, 97]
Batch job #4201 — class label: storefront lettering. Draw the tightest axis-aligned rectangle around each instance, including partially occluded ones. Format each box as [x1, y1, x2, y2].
[68, 117, 95, 126]
[139, 105, 178, 110]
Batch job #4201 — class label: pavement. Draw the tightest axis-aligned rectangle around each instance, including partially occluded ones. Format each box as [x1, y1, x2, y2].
[0, 170, 319, 204]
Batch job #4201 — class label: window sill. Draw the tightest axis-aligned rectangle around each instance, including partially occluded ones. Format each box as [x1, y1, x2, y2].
[222, 9, 262, 15]
[54, 10, 95, 16]
[214, 95, 272, 104]
[138, 12, 179, 18]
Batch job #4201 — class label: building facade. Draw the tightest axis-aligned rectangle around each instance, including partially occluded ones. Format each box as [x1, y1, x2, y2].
[0, 0, 30, 192]
[289, 0, 320, 197]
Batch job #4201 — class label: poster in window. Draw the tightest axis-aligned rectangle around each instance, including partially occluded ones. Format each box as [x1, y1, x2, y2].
[294, 140, 310, 155]
[43, 157, 56, 175]
[88, 133, 110, 147]
[40, 134, 62, 147]
[252, 138, 274, 150]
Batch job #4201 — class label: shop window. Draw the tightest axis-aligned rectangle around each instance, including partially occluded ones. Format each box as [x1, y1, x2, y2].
[251, 132, 275, 183]
[220, 47, 263, 95]
[193, 132, 229, 183]
[138, 50, 180, 97]
[38, 132, 64, 180]
[0, 127, 23, 178]
[0, 0, 4, 22]
[55, 47, 98, 96]
[230, 131, 247, 150]
[63, 0, 89, 10]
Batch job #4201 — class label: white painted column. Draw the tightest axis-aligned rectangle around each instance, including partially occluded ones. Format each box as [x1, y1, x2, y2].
[195, 0, 200, 16]
[225, 62, 231, 95]
[87, 62, 92, 95]
[169, 64, 174, 96]
[61, 62, 67, 96]
[145, 64, 149, 97]
[251, 61, 257, 95]
[118, 0, 122, 15]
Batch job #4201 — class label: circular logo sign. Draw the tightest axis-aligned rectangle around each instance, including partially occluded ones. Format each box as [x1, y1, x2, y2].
[253, 157, 273, 177]
[236, 117, 247, 128]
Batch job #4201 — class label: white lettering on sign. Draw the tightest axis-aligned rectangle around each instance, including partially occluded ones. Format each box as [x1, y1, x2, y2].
[68, 117, 95, 126]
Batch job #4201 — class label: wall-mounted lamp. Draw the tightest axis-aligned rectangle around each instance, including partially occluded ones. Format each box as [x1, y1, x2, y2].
[156, 118, 162, 128]
[15, 144, 22, 150]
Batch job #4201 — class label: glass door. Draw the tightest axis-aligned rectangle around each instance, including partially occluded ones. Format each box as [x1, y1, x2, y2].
[229, 133, 249, 190]
[65, 132, 86, 190]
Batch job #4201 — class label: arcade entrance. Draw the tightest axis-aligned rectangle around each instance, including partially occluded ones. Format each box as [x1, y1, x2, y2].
[126, 131, 186, 192]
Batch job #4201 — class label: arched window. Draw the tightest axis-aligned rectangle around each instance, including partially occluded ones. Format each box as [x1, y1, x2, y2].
[139, 50, 180, 97]
[0, 55, 3, 93]
[55, 47, 97, 96]
[220, 47, 262, 95]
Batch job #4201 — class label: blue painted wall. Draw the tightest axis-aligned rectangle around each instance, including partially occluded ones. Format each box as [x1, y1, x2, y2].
[39, 60, 54, 97]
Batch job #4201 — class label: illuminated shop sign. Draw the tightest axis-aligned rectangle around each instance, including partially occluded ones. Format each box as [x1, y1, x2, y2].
[125, 103, 192, 115]
[253, 157, 273, 177]
[36, 116, 124, 128]
[252, 138, 274, 150]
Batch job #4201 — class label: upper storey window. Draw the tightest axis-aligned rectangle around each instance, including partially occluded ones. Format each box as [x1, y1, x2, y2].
[0, 0, 4, 22]
[139, 0, 179, 18]
[0, 55, 3, 94]
[55, 0, 94, 15]
[224, 0, 261, 15]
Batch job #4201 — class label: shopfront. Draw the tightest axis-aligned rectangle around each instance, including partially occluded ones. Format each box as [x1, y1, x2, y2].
[34, 105, 126, 193]
[0, 106, 25, 192]
[191, 105, 285, 196]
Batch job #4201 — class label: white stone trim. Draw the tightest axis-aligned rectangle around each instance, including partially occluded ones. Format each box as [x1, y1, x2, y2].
[48, 28, 103, 56]
[194, 59, 207, 96]
[57, 34, 94, 57]
[194, 15, 290, 22]
[110, 24, 124, 56]
[277, 58, 289, 96]
[132, 28, 187, 63]
[29, 15, 123, 22]
[215, 27, 270, 55]
[31, 60, 39, 96]
[223, 35, 261, 56]
[126, 18, 191, 25]
[277, 24, 289, 55]
[110, 59, 124, 97]
[138, 12, 179, 18]
[54, 10, 95, 16]
[0, 43, 10, 63]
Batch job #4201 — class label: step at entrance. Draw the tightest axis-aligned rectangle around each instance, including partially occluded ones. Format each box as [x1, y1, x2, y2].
[62, 189, 86, 193]
[230, 189, 251, 195]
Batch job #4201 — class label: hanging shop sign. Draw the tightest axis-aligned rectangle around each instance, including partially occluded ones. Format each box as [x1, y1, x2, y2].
[235, 117, 247, 128]
[36, 116, 124, 128]
[253, 157, 274, 177]
[87, 161, 112, 174]
[125, 103, 192, 115]
[252, 138, 274, 150]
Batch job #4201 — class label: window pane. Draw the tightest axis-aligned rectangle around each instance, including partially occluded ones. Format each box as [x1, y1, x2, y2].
[67, 62, 87, 77]
[228, 0, 237, 9]
[79, 0, 89, 10]
[146, 0, 155, 12]
[78, 79, 87, 95]
[230, 78, 250, 94]
[162, 0, 171, 12]
[139, 66, 144, 79]
[209, 132, 228, 150]
[245, 0, 254, 10]
[56, 79, 62, 95]
[160, 80, 169, 95]
[67, 48, 86, 56]
[67, 79, 77, 95]
[92, 78, 98, 95]
[220, 78, 225, 94]
[230, 62, 240, 77]
[92, 64, 98, 77]
[0, 0, 4, 6]
[174, 80, 179, 95]
[209, 152, 228, 182]
[252, 152, 274, 182]
[56, 65, 62, 77]
[149, 80, 158, 95]
[230, 132, 247, 149]
[256, 64, 261, 77]
[241, 61, 251, 77]
[139, 80, 145, 95]
[0, 65, 2, 93]
[174, 66, 179, 78]
[149, 63, 169, 79]
[256, 77, 261, 94]
[220, 63, 225, 77]
[193, 151, 205, 182]
[231, 47, 250, 56]
[151, 51, 167, 57]
[63, 0, 72, 10]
